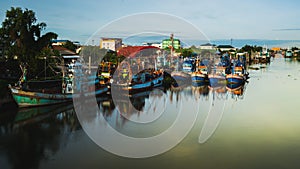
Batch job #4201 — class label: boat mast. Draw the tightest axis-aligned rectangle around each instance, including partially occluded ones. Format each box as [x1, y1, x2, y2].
[170, 33, 174, 67]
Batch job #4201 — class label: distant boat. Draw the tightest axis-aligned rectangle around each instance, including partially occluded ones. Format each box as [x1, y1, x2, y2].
[259, 46, 270, 63]
[285, 49, 293, 58]
[182, 59, 195, 73]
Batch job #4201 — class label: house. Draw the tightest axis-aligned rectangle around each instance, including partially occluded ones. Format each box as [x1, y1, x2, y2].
[117, 46, 159, 58]
[52, 45, 76, 56]
[51, 39, 69, 46]
[100, 38, 122, 51]
[142, 42, 162, 49]
[217, 45, 236, 52]
[199, 43, 216, 50]
[162, 39, 181, 50]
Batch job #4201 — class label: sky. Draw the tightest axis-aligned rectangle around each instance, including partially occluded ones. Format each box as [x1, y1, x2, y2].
[1, 0, 300, 45]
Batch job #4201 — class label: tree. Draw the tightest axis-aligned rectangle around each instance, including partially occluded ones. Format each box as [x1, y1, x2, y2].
[62, 40, 78, 53]
[0, 7, 58, 79]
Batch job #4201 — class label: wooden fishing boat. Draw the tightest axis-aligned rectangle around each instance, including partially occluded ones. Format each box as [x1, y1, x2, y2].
[208, 66, 226, 87]
[191, 65, 208, 85]
[208, 53, 230, 87]
[226, 57, 249, 85]
[9, 56, 108, 108]
[226, 66, 246, 84]
[9, 83, 108, 108]
[170, 71, 191, 88]
[285, 49, 293, 58]
[111, 68, 164, 93]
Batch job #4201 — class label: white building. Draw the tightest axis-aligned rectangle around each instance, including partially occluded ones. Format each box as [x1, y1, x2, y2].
[100, 38, 122, 51]
[217, 45, 236, 52]
[199, 43, 216, 50]
[142, 42, 162, 49]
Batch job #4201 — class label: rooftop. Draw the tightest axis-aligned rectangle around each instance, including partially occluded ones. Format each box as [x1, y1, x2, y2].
[217, 45, 235, 48]
[52, 45, 76, 55]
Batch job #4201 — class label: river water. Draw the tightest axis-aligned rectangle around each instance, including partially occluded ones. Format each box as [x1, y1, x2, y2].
[1, 57, 300, 169]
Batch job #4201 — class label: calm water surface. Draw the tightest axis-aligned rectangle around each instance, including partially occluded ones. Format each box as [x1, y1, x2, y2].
[1, 57, 300, 169]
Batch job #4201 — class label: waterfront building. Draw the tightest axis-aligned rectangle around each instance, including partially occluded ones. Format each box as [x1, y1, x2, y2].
[117, 46, 159, 57]
[217, 45, 236, 52]
[100, 38, 122, 51]
[142, 42, 162, 49]
[51, 39, 69, 46]
[162, 38, 181, 50]
[199, 43, 216, 50]
[52, 45, 76, 56]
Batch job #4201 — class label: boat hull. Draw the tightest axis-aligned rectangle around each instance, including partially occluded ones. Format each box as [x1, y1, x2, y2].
[208, 74, 226, 87]
[226, 74, 245, 84]
[191, 73, 208, 82]
[171, 71, 191, 87]
[9, 85, 108, 108]
[111, 76, 163, 94]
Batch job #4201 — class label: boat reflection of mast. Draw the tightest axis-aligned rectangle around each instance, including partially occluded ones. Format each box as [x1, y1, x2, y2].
[199, 85, 227, 143]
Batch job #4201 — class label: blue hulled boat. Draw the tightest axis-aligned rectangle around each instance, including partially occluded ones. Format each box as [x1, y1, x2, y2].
[226, 55, 248, 85]
[191, 58, 209, 85]
[208, 54, 230, 87]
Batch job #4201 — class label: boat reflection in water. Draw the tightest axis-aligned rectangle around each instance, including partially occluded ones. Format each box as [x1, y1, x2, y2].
[0, 102, 81, 169]
[226, 82, 247, 100]
[0, 80, 249, 169]
[13, 103, 75, 128]
[11, 82, 247, 129]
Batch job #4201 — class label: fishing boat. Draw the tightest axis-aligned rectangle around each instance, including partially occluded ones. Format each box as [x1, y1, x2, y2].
[111, 61, 164, 94]
[97, 61, 116, 84]
[226, 56, 249, 85]
[182, 59, 195, 73]
[259, 46, 270, 63]
[226, 67, 245, 84]
[170, 71, 191, 87]
[285, 49, 293, 58]
[208, 68, 226, 87]
[9, 77, 108, 108]
[191, 58, 209, 86]
[208, 53, 231, 87]
[9, 56, 108, 108]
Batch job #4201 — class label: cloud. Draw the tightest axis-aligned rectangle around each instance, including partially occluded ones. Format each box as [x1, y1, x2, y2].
[272, 28, 300, 31]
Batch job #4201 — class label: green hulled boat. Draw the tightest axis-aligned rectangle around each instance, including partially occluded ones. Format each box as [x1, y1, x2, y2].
[9, 56, 108, 108]
[9, 84, 108, 108]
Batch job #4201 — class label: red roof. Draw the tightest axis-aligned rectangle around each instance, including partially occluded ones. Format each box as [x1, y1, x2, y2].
[52, 45, 76, 55]
[117, 46, 159, 58]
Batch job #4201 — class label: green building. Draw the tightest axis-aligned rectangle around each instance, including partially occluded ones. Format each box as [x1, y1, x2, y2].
[162, 39, 181, 50]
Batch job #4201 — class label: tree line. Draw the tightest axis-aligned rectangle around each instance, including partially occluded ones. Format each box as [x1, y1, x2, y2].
[0, 7, 59, 79]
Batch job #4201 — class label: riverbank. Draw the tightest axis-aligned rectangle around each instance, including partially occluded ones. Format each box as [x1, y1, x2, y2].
[0, 79, 16, 108]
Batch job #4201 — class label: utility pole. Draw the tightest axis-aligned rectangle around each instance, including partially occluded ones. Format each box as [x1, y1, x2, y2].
[44, 57, 46, 80]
